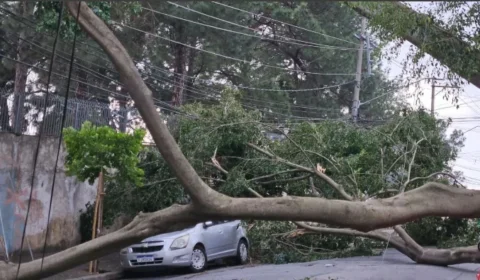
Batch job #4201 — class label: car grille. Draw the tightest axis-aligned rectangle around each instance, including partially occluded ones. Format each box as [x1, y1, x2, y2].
[131, 245, 163, 253]
[130, 257, 163, 266]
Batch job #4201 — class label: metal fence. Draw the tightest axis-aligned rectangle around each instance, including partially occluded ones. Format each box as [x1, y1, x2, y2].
[0, 93, 131, 136]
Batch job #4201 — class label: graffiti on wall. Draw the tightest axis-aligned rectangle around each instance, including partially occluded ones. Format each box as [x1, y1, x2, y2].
[0, 150, 44, 258]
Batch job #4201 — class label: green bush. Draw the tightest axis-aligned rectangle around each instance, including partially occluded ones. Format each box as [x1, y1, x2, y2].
[405, 217, 471, 247]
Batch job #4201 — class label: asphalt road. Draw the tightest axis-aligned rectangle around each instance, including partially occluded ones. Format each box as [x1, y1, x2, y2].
[124, 249, 480, 280]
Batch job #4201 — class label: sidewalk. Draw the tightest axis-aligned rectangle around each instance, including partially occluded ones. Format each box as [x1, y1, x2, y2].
[9, 251, 122, 280]
[44, 253, 121, 280]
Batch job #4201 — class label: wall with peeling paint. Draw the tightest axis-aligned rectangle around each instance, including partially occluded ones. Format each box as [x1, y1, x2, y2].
[0, 133, 97, 260]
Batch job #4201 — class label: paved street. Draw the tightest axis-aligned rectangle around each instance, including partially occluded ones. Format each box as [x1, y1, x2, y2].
[123, 249, 480, 280]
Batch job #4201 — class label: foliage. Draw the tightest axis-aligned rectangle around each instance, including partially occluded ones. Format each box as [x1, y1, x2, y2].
[63, 121, 146, 185]
[101, 95, 468, 263]
[246, 220, 379, 264]
[101, 147, 187, 223]
[406, 217, 479, 247]
[34, 1, 142, 40]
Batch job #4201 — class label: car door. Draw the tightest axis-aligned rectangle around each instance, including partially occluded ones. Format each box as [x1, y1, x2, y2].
[201, 221, 227, 260]
[220, 220, 241, 256]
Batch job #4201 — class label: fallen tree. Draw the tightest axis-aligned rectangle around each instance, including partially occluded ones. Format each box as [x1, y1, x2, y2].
[3, 2, 480, 280]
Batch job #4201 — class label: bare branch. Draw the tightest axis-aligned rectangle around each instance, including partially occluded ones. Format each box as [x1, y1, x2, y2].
[380, 147, 385, 179]
[257, 174, 312, 185]
[400, 138, 426, 192]
[211, 147, 229, 175]
[247, 143, 353, 201]
[403, 172, 463, 192]
[249, 169, 302, 182]
[309, 177, 323, 197]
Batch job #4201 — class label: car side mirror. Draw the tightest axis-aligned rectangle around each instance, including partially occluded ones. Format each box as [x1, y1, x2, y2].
[203, 221, 213, 228]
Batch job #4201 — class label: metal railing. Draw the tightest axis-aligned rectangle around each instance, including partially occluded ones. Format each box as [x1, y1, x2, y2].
[0, 93, 130, 136]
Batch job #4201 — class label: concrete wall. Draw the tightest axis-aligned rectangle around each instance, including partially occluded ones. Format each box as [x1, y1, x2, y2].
[0, 133, 97, 258]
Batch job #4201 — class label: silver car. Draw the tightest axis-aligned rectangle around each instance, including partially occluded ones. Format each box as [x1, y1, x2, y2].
[119, 220, 249, 273]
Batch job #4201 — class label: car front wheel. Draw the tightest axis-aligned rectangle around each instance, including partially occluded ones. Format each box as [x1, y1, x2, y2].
[190, 245, 207, 273]
[235, 239, 249, 265]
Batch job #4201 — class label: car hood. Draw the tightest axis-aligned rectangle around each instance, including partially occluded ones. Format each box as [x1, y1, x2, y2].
[141, 227, 193, 242]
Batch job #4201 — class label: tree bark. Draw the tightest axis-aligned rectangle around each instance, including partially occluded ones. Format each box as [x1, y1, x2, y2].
[347, 2, 480, 89]
[6, 3, 480, 279]
[171, 24, 188, 107]
[184, 38, 199, 104]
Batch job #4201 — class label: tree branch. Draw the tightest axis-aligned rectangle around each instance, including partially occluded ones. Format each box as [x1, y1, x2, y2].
[247, 143, 353, 201]
[400, 138, 425, 193]
[249, 169, 302, 182]
[257, 174, 312, 185]
[404, 172, 464, 191]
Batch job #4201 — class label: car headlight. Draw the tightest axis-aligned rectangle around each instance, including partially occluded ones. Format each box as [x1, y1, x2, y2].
[120, 247, 132, 254]
[170, 234, 190, 250]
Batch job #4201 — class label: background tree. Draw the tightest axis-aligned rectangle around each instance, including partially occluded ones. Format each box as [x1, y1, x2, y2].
[63, 121, 145, 186]
[0, 1, 407, 135]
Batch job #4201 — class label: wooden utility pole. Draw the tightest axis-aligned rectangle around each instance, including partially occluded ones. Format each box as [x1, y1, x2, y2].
[430, 78, 460, 117]
[89, 171, 104, 274]
[431, 78, 436, 116]
[352, 17, 366, 122]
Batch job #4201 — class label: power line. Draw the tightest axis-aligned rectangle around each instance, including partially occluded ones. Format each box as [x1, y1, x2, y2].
[0, 52, 195, 118]
[1, 31, 350, 116]
[160, 3, 359, 51]
[39, 1, 77, 274]
[1, 5, 359, 93]
[147, 61, 357, 92]
[210, 1, 358, 46]
[111, 20, 357, 77]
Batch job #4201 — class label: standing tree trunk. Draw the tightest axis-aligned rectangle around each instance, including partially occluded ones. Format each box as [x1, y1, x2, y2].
[11, 2, 34, 135]
[184, 37, 199, 104]
[171, 24, 188, 107]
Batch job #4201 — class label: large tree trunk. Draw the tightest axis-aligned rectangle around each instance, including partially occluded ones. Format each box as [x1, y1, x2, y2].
[5, 3, 480, 280]
[184, 38, 199, 104]
[171, 24, 188, 107]
[11, 2, 35, 135]
[347, 2, 480, 89]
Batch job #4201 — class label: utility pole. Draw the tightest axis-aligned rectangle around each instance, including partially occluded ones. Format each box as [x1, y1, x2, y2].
[430, 78, 460, 117]
[431, 78, 436, 116]
[352, 17, 366, 122]
[366, 33, 372, 77]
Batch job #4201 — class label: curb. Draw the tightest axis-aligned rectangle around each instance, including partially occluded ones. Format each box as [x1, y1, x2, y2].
[67, 271, 123, 280]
